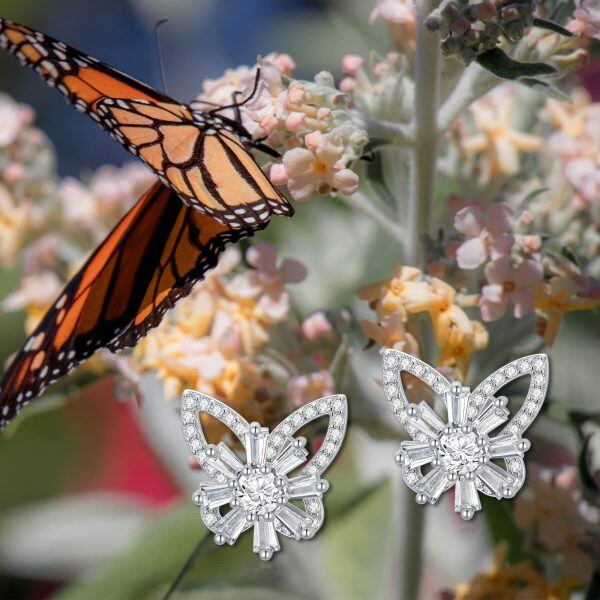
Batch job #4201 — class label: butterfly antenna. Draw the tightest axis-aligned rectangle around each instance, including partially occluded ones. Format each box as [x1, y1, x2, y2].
[155, 18, 169, 95]
[208, 67, 262, 115]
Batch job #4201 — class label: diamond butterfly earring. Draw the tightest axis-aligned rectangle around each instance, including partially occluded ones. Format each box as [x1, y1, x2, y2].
[180, 390, 348, 560]
[382, 350, 549, 519]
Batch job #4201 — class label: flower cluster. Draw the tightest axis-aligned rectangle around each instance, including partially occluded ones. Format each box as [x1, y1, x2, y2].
[0, 93, 54, 267]
[339, 52, 412, 123]
[199, 56, 368, 201]
[358, 266, 488, 380]
[426, 0, 536, 64]
[131, 244, 343, 434]
[454, 543, 578, 599]
[437, 85, 600, 344]
[513, 465, 600, 582]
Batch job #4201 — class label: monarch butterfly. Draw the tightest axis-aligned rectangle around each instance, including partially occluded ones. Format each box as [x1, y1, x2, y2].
[0, 19, 293, 428]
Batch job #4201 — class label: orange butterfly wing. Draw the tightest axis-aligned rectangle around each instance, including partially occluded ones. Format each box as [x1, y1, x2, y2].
[0, 18, 293, 228]
[0, 182, 259, 427]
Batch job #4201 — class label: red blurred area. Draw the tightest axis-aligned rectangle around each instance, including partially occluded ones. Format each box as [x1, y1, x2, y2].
[65, 377, 179, 506]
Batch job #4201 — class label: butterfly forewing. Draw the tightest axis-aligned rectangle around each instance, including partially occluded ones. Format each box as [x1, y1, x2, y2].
[0, 183, 259, 427]
[0, 18, 293, 229]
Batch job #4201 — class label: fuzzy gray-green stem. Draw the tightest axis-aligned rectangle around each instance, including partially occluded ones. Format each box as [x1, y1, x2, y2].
[405, 0, 441, 269]
[400, 1, 441, 597]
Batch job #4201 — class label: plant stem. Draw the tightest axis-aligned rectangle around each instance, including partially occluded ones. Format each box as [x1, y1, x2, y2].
[346, 190, 405, 244]
[364, 118, 415, 146]
[405, 0, 441, 269]
[437, 62, 496, 133]
[399, 2, 441, 598]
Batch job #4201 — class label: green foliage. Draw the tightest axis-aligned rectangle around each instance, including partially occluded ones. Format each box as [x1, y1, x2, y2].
[476, 48, 556, 80]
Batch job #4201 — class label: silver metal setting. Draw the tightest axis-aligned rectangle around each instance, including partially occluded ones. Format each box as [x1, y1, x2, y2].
[382, 350, 549, 519]
[180, 390, 348, 559]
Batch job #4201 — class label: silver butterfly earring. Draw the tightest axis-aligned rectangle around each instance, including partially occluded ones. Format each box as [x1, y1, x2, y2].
[180, 390, 348, 560]
[382, 350, 549, 519]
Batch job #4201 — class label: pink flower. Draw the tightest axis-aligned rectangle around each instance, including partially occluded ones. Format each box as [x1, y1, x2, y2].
[2, 272, 62, 313]
[288, 370, 334, 407]
[0, 94, 35, 147]
[521, 234, 542, 253]
[342, 55, 364, 76]
[270, 131, 359, 200]
[454, 202, 515, 269]
[369, 0, 415, 24]
[301, 311, 334, 341]
[228, 243, 307, 323]
[479, 256, 543, 321]
[569, 0, 600, 39]
[564, 157, 600, 202]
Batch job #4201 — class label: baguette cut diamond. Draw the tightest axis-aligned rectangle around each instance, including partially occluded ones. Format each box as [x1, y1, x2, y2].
[383, 350, 549, 520]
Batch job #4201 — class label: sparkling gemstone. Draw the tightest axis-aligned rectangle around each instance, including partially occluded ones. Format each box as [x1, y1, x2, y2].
[282, 424, 292, 435]
[406, 472, 418, 484]
[384, 370, 395, 382]
[199, 398, 210, 410]
[185, 425, 196, 438]
[181, 411, 193, 424]
[391, 399, 402, 412]
[482, 383, 493, 394]
[304, 407, 316, 418]
[400, 358, 411, 369]
[237, 468, 286, 516]
[471, 393, 484, 406]
[437, 428, 484, 475]
[414, 364, 424, 376]
[506, 366, 517, 378]
[386, 384, 398, 396]
[271, 434, 283, 447]
[531, 389, 543, 401]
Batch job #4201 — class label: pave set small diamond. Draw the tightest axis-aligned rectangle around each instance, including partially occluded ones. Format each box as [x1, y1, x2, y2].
[383, 350, 549, 520]
[181, 390, 348, 560]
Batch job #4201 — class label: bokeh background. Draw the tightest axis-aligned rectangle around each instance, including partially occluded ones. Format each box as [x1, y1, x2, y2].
[0, 0, 598, 599]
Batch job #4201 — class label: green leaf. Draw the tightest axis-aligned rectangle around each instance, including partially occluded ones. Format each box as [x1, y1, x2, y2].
[476, 48, 557, 80]
[482, 495, 526, 563]
[519, 187, 549, 207]
[54, 504, 206, 600]
[532, 18, 575, 37]
[322, 480, 392, 599]
[548, 313, 600, 414]
[519, 78, 573, 102]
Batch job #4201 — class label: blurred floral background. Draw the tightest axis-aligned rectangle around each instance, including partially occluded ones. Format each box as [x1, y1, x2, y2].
[0, 0, 599, 598]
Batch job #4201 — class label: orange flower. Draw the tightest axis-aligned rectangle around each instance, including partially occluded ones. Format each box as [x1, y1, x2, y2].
[535, 275, 600, 345]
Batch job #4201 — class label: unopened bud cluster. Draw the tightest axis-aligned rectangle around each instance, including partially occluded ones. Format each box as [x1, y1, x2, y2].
[425, 0, 536, 63]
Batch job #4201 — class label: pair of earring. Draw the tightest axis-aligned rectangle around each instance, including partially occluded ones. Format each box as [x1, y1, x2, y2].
[181, 350, 549, 560]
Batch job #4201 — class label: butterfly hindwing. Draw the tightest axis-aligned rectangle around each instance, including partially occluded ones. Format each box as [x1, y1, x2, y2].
[0, 182, 258, 427]
[0, 18, 293, 229]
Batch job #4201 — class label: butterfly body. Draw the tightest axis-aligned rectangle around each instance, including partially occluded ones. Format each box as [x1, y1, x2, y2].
[0, 19, 293, 427]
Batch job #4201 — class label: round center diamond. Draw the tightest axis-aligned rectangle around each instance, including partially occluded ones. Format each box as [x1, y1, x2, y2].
[437, 428, 484, 475]
[237, 468, 286, 516]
